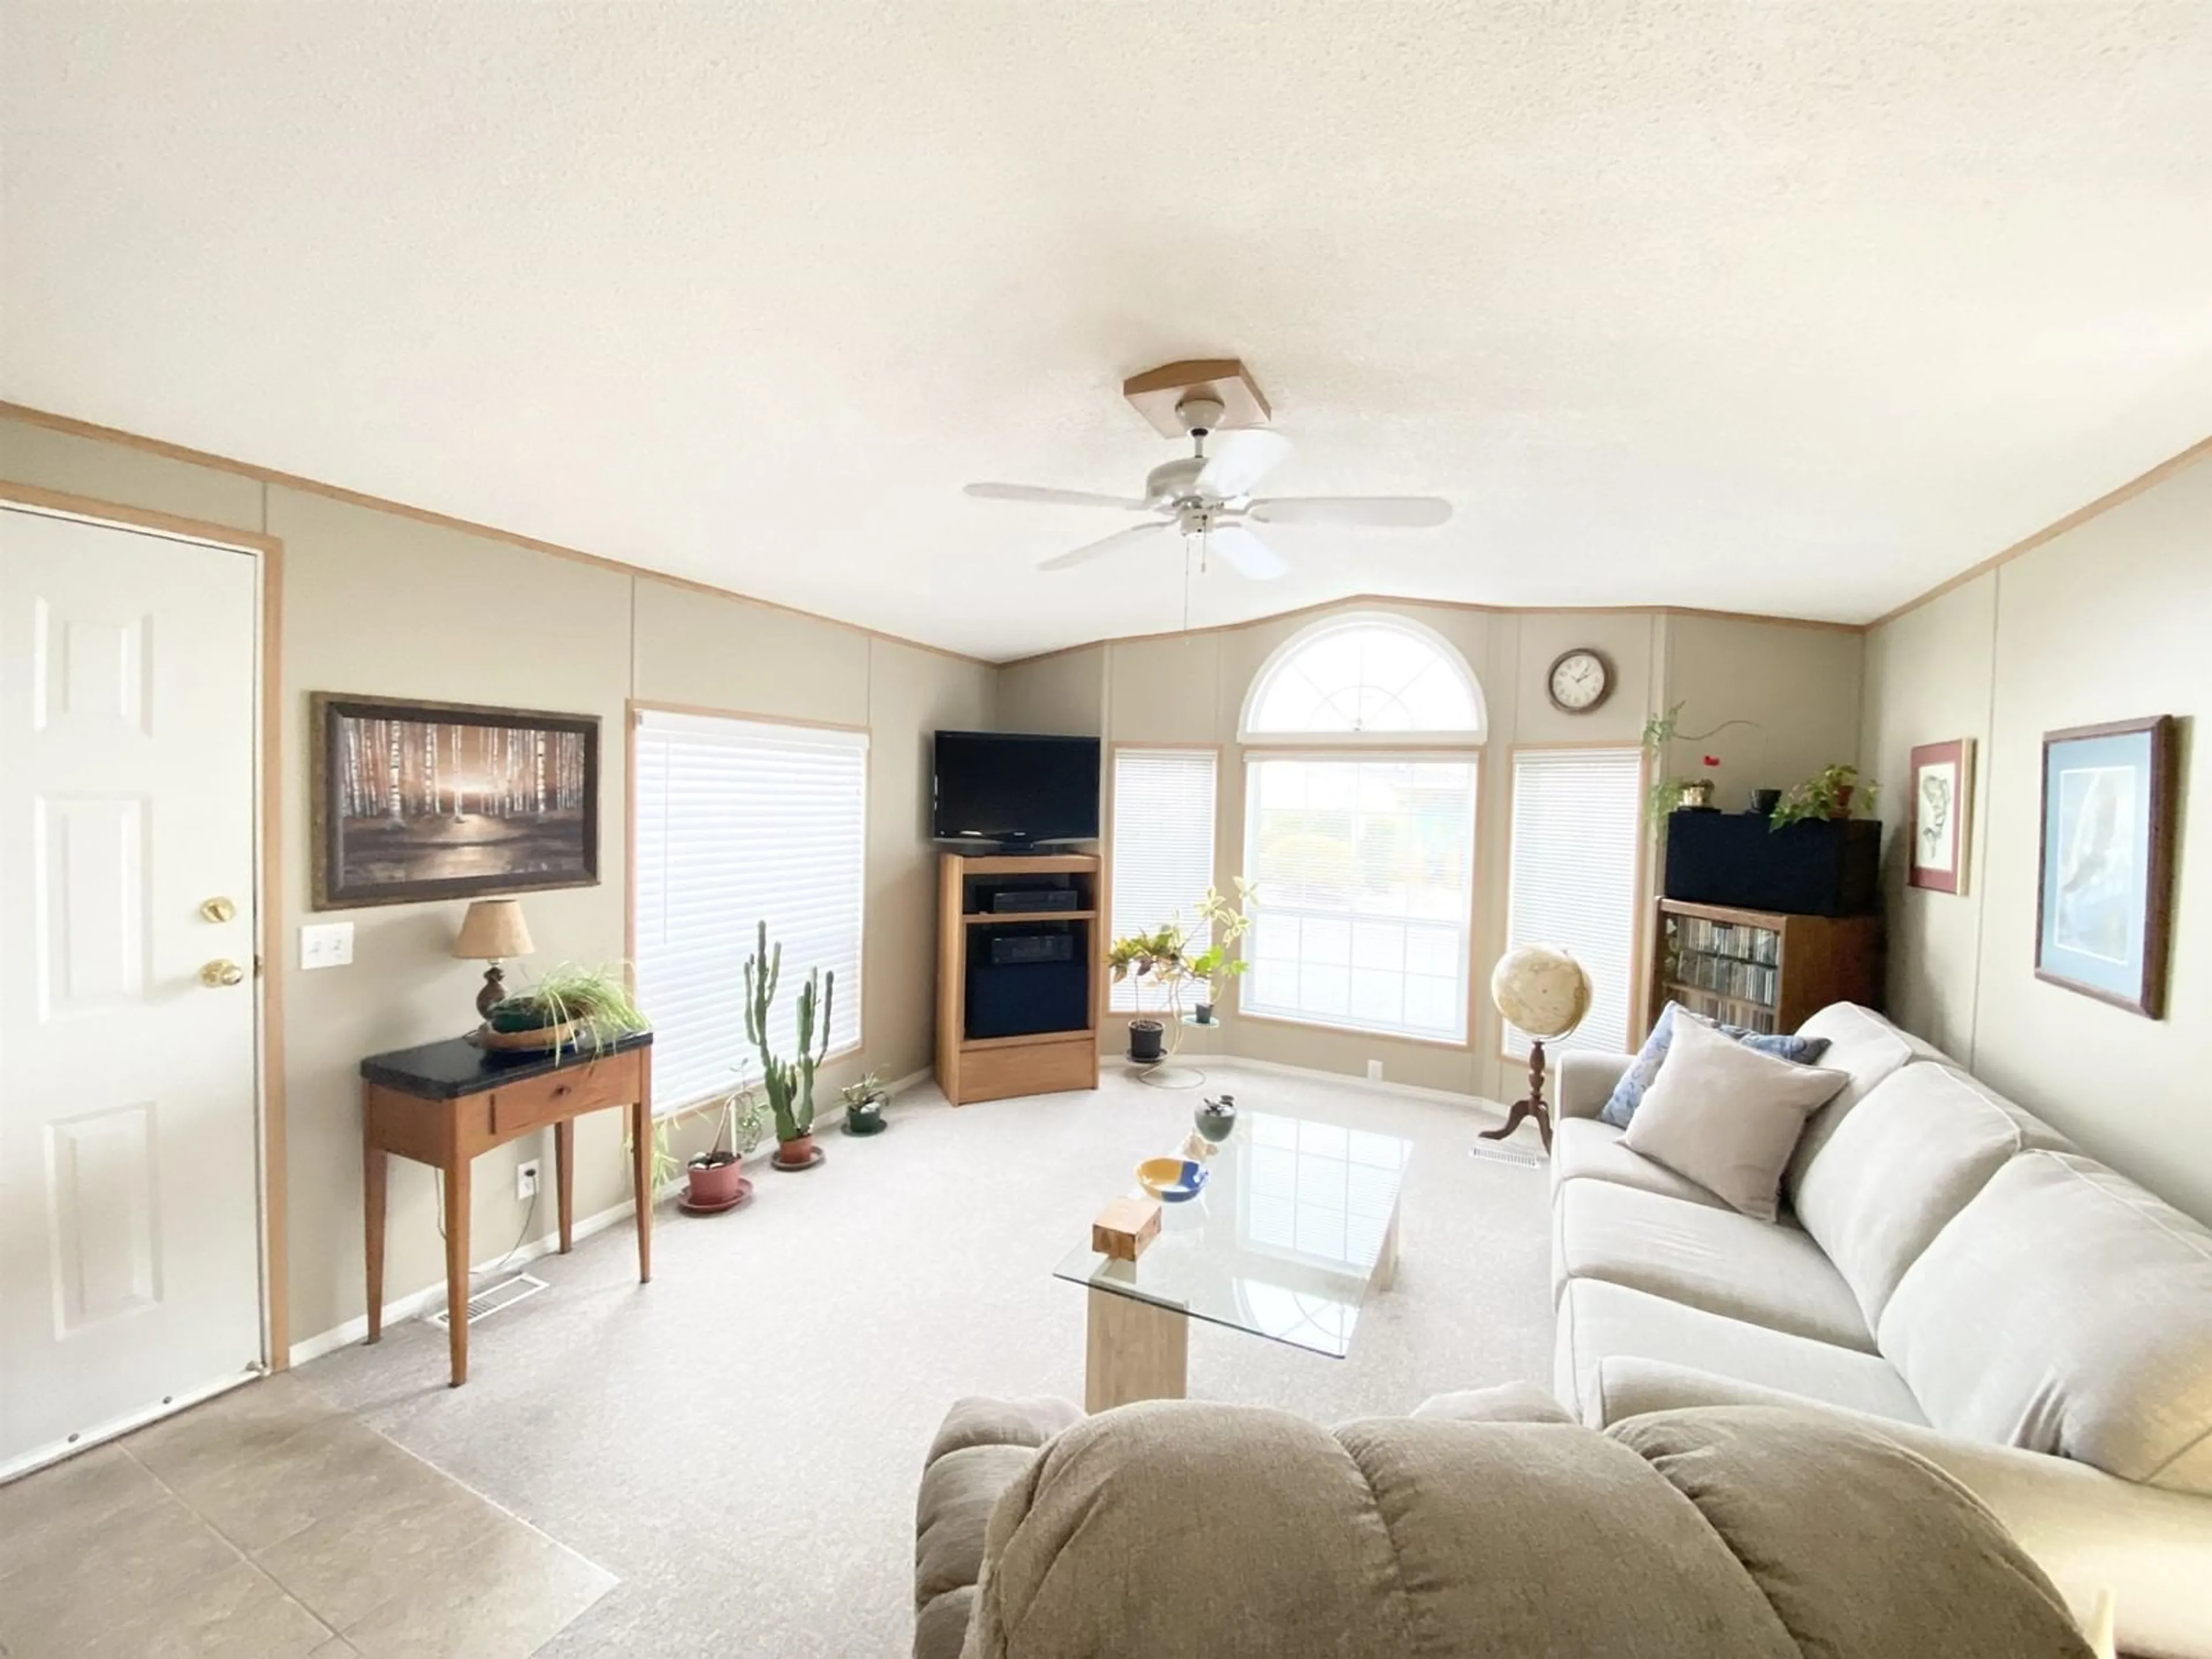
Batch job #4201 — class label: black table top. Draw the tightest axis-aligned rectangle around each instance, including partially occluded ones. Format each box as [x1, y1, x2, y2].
[361, 1028, 653, 1100]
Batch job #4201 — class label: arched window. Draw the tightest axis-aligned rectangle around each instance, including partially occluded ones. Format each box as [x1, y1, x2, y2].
[1241, 613, 1484, 744]
[1237, 613, 1483, 1043]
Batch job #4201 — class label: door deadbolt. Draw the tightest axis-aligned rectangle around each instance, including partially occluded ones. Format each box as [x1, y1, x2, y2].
[199, 897, 238, 923]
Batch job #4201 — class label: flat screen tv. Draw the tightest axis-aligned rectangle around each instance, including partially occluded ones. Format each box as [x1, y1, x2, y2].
[932, 730, 1100, 849]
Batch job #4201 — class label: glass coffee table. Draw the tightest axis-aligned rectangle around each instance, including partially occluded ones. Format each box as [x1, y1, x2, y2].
[1053, 1109, 1413, 1412]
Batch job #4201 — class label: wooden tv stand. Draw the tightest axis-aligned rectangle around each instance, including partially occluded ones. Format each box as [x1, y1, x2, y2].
[935, 851, 1102, 1105]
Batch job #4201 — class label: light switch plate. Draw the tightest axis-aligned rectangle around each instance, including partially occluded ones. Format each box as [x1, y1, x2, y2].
[301, 922, 354, 970]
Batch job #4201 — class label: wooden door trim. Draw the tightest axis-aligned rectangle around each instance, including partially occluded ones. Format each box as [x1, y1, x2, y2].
[0, 478, 289, 1370]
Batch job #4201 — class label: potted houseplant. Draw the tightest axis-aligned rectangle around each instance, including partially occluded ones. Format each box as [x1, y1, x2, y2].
[1107, 923, 1188, 1062]
[743, 919, 833, 1169]
[1639, 703, 1764, 826]
[1770, 764, 1878, 830]
[841, 1071, 888, 1137]
[684, 1073, 766, 1209]
[1184, 880, 1256, 1024]
[483, 963, 648, 1054]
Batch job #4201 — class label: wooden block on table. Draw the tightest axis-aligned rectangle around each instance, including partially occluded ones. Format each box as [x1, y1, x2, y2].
[1092, 1194, 1162, 1261]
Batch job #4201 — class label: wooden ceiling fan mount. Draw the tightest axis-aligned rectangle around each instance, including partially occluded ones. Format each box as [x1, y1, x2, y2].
[1121, 358, 1273, 438]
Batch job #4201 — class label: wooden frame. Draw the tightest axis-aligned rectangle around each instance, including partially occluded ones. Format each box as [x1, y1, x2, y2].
[310, 692, 600, 909]
[1103, 742, 1223, 1024]
[1907, 737, 1975, 894]
[622, 698, 869, 1115]
[0, 479, 291, 1369]
[2033, 716, 2177, 1020]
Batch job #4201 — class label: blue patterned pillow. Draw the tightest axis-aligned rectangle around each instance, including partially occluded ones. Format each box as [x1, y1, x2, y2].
[1597, 1002, 1831, 1129]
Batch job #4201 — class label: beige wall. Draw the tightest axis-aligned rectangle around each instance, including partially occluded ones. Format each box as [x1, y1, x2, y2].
[1002, 600, 1866, 1103]
[0, 412, 990, 1349]
[1861, 451, 2211, 1221]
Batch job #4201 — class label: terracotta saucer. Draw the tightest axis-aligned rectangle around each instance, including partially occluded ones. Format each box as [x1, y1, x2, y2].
[770, 1145, 827, 1172]
[677, 1178, 754, 1215]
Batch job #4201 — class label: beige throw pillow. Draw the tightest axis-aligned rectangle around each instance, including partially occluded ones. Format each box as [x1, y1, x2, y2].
[1622, 1014, 1847, 1221]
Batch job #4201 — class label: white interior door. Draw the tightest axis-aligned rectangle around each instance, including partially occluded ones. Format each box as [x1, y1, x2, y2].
[0, 503, 264, 1479]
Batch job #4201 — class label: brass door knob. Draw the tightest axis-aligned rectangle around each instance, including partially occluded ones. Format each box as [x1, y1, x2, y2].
[199, 896, 238, 923]
[199, 959, 246, 988]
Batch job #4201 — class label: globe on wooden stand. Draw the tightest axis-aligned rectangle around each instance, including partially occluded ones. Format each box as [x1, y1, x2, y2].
[1480, 945, 1592, 1156]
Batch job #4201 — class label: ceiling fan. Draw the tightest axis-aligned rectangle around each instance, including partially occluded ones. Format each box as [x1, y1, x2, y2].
[964, 392, 1451, 581]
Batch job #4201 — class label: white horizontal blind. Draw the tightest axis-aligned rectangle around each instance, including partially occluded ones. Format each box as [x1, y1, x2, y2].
[1109, 749, 1218, 1012]
[632, 710, 866, 1112]
[1243, 756, 1478, 1041]
[1503, 748, 1642, 1058]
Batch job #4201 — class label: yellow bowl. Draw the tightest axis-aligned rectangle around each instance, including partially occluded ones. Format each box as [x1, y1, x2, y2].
[1136, 1156, 1207, 1202]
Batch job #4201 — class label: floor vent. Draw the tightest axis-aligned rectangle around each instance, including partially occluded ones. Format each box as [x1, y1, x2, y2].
[1469, 1142, 1545, 1169]
[427, 1272, 548, 1330]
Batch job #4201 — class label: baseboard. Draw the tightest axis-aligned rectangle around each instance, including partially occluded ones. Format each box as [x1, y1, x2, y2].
[1209, 1054, 1504, 1113]
[289, 1066, 938, 1369]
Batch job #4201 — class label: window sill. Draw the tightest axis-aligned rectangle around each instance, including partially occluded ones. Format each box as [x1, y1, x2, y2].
[1237, 1009, 1471, 1051]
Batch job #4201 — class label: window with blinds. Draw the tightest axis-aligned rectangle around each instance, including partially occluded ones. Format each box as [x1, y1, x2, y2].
[1503, 747, 1642, 1058]
[632, 709, 866, 1112]
[1242, 755, 1478, 1041]
[1108, 748, 1218, 1012]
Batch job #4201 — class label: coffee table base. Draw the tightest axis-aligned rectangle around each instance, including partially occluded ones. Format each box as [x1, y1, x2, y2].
[1085, 1288, 1190, 1412]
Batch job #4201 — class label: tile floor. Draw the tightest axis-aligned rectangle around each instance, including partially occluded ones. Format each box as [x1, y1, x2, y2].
[0, 1374, 613, 1659]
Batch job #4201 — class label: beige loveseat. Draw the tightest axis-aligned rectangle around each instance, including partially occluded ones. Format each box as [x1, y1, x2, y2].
[914, 1388, 2094, 1659]
[1552, 1001, 2212, 1659]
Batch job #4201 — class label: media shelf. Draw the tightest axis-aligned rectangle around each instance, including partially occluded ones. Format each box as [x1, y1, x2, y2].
[935, 851, 1102, 1105]
[1646, 899, 1881, 1040]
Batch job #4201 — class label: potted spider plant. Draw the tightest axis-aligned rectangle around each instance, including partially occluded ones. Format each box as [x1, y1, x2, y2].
[483, 963, 648, 1055]
[841, 1071, 888, 1137]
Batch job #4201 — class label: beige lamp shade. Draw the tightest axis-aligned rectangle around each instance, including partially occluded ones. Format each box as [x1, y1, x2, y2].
[454, 898, 535, 962]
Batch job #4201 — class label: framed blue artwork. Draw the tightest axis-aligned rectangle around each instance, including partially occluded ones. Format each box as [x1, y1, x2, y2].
[2035, 717, 2177, 1018]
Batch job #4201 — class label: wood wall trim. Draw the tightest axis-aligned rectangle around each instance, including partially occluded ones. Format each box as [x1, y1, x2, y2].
[1868, 434, 2212, 631]
[0, 401, 989, 668]
[0, 480, 290, 1369]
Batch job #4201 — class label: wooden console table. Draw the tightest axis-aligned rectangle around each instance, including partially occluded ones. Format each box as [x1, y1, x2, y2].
[359, 1030, 654, 1386]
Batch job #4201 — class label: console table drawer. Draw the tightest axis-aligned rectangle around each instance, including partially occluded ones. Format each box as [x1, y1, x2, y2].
[487, 1056, 634, 1137]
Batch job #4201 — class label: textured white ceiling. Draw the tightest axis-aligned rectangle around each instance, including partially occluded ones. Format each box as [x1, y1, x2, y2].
[3, 3, 2209, 660]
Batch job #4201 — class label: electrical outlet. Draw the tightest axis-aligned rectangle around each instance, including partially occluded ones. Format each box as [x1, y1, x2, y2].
[1365, 1059, 1384, 1082]
[516, 1160, 540, 1202]
[300, 922, 353, 970]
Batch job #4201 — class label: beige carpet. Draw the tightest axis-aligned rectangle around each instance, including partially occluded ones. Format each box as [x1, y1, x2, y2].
[300, 1062, 1554, 1658]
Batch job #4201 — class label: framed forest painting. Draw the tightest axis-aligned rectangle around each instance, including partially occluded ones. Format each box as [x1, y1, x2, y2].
[2035, 715, 2176, 1018]
[312, 694, 600, 908]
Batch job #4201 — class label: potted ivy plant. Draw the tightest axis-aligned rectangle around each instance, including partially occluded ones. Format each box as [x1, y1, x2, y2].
[841, 1071, 888, 1137]
[743, 919, 832, 1169]
[483, 963, 648, 1054]
[1770, 764, 1878, 830]
[684, 1071, 766, 1209]
[1107, 923, 1188, 1063]
[1184, 880, 1256, 1024]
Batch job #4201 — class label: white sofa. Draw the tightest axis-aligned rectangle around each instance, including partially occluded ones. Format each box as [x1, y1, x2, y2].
[1551, 1002, 2212, 1659]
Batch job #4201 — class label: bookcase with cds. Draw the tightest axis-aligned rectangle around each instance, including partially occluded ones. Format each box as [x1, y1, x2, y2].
[1645, 899, 1882, 1040]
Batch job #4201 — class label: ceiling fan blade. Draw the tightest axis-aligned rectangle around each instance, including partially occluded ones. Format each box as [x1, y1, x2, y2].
[1248, 496, 1453, 527]
[1194, 428, 1291, 499]
[1206, 522, 1289, 581]
[1036, 520, 1169, 571]
[965, 482, 1149, 510]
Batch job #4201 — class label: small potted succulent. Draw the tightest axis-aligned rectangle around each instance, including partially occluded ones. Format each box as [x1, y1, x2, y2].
[744, 920, 832, 1169]
[1770, 764, 1878, 830]
[684, 1073, 766, 1209]
[841, 1071, 888, 1137]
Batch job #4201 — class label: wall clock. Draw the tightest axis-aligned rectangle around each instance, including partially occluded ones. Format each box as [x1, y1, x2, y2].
[1546, 648, 1612, 714]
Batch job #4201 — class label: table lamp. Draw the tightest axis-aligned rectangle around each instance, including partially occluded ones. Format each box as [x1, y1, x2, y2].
[454, 898, 534, 1020]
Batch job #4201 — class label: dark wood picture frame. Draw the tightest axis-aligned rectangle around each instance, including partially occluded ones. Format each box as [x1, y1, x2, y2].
[1907, 737, 1974, 894]
[312, 692, 600, 910]
[2033, 715, 2176, 1019]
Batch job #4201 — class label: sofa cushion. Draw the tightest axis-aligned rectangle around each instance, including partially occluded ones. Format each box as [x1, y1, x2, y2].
[915, 1393, 1083, 1659]
[1597, 1001, 1832, 1128]
[1880, 1151, 2212, 1495]
[1555, 1180, 1874, 1351]
[1609, 1407, 2092, 1659]
[1622, 1014, 1846, 1221]
[1551, 1116, 1730, 1210]
[1794, 1065, 2075, 1326]
[1557, 1278, 1928, 1429]
[1783, 1002, 1954, 1196]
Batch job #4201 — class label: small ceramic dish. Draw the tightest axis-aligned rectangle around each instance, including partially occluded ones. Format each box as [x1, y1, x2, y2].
[1137, 1156, 1209, 1203]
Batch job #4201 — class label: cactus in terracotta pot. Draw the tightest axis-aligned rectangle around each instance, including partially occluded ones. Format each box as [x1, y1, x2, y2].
[743, 920, 834, 1168]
